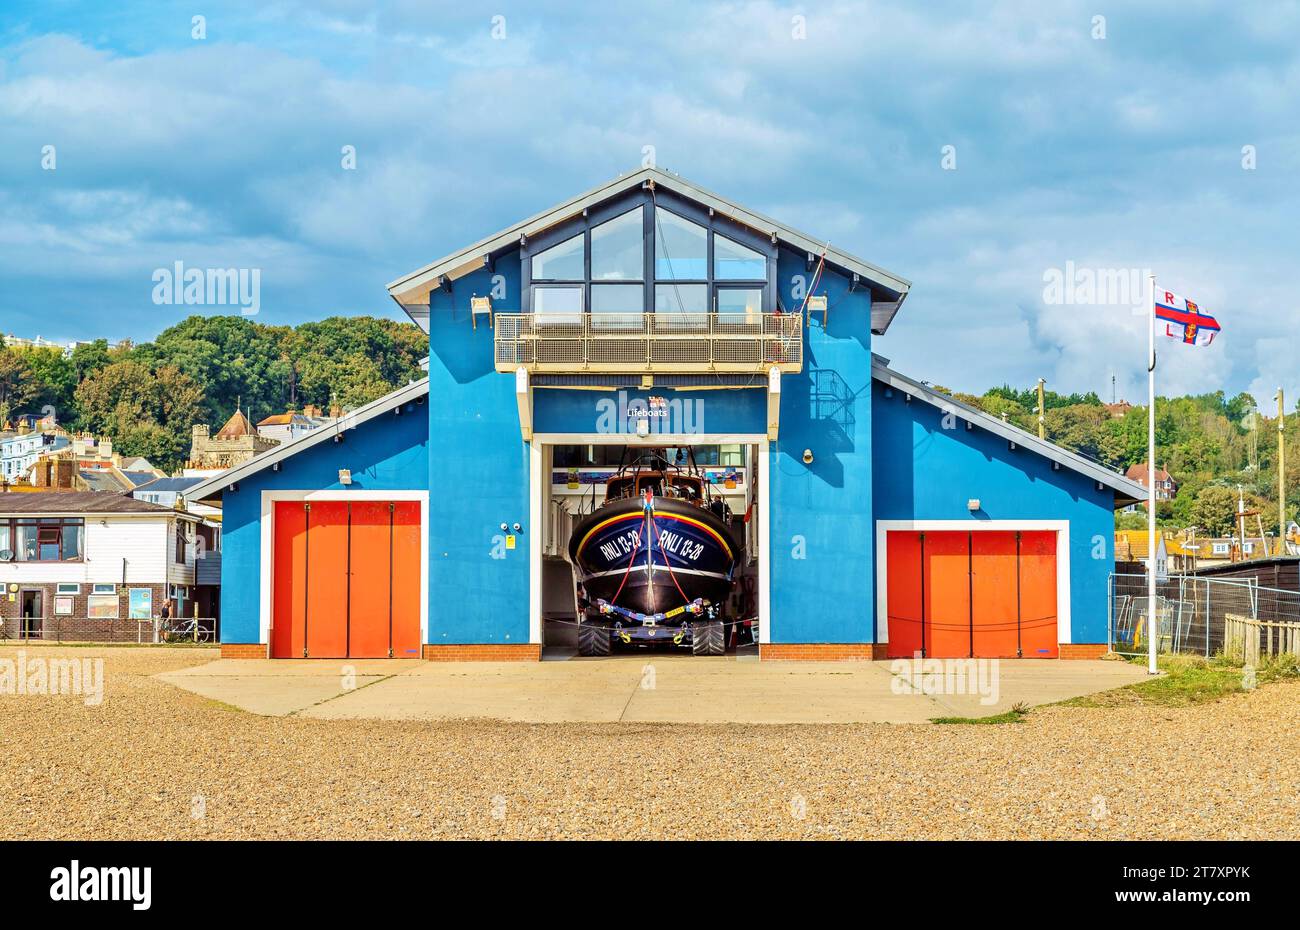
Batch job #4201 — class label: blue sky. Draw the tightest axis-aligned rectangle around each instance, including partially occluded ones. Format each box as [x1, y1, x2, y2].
[2, 1, 1298, 406]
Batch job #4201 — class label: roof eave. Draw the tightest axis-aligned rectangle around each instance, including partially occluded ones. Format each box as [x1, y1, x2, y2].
[386, 167, 911, 312]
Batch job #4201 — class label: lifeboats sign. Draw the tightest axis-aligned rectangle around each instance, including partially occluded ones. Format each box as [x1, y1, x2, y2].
[595, 391, 704, 435]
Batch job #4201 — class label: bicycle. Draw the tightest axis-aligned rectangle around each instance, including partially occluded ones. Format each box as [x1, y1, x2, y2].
[159, 617, 215, 644]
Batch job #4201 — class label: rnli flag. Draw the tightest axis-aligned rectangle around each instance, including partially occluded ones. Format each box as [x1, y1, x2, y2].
[1154, 288, 1221, 346]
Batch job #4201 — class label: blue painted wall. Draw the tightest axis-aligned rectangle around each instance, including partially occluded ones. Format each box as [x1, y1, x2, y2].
[871, 381, 1116, 644]
[767, 248, 876, 643]
[219, 403, 429, 644]
[426, 252, 531, 645]
[533, 387, 765, 435]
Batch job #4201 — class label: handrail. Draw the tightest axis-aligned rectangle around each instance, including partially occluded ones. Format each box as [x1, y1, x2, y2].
[494, 311, 803, 374]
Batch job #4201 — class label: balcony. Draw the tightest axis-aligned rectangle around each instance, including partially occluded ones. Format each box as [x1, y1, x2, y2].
[493, 311, 803, 374]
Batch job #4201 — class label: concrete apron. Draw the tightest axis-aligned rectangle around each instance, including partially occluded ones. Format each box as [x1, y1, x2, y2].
[156, 656, 1148, 724]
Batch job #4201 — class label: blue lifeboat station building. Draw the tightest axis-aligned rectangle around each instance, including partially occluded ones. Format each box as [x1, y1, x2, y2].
[191, 169, 1143, 661]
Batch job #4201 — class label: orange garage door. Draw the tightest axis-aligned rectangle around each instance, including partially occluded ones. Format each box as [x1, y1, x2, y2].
[272, 500, 421, 658]
[885, 530, 1058, 658]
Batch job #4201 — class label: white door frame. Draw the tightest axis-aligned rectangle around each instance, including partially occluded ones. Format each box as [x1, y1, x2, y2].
[874, 519, 1072, 645]
[529, 433, 770, 645]
[259, 490, 430, 647]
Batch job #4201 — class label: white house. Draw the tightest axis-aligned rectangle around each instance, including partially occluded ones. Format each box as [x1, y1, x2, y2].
[255, 405, 341, 443]
[0, 431, 70, 482]
[0, 491, 213, 638]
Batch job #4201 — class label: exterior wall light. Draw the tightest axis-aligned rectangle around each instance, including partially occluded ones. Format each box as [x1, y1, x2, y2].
[338, 469, 352, 485]
[967, 499, 981, 512]
[802, 449, 814, 464]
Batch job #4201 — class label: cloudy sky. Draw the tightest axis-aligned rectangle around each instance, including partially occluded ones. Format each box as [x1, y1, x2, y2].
[2, 1, 1297, 406]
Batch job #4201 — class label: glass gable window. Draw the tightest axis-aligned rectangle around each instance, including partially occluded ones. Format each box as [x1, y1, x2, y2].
[716, 287, 763, 315]
[654, 283, 709, 315]
[714, 235, 766, 280]
[654, 208, 708, 280]
[591, 284, 645, 313]
[590, 208, 643, 280]
[534, 286, 583, 316]
[528, 197, 771, 317]
[532, 232, 584, 281]
[654, 206, 768, 316]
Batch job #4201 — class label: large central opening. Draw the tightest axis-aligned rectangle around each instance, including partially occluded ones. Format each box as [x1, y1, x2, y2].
[533, 437, 765, 658]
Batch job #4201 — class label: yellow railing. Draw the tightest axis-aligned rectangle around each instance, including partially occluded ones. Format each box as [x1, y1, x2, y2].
[494, 312, 803, 374]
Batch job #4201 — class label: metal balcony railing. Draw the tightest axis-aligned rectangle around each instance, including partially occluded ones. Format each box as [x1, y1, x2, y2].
[494, 311, 803, 374]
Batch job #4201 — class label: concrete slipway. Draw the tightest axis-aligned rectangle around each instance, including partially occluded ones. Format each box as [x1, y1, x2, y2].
[156, 656, 1147, 724]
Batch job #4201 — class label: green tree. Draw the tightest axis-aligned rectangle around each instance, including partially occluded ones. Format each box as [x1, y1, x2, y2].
[70, 339, 115, 385]
[137, 316, 294, 426]
[74, 361, 204, 469]
[1188, 485, 1242, 537]
[0, 349, 38, 426]
[283, 316, 426, 409]
[18, 347, 77, 423]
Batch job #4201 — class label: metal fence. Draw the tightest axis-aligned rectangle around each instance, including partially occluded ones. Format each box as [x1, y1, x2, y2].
[0, 617, 218, 645]
[1110, 572, 1300, 658]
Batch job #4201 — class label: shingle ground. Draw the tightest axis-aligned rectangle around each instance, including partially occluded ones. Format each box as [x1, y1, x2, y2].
[1, 646, 1295, 840]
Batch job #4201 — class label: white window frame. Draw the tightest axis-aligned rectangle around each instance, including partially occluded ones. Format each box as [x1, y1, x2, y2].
[91, 583, 116, 595]
[56, 583, 81, 595]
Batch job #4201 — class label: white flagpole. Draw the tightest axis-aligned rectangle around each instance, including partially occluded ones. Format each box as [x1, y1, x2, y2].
[1147, 273, 1158, 674]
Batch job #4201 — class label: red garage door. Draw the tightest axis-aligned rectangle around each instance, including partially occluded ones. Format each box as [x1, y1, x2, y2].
[272, 500, 421, 658]
[885, 530, 1058, 658]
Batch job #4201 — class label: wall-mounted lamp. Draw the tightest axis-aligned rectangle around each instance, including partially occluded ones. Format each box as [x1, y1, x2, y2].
[967, 499, 981, 512]
[338, 469, 352, 486]
[802, 449, 814, 465]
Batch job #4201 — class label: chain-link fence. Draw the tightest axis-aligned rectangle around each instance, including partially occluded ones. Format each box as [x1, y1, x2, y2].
[0, 617, 218, 645]
[1110, 572, 1300, 658]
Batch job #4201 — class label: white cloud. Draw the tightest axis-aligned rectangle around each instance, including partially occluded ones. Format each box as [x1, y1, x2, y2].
[0, 2, 1295, 409]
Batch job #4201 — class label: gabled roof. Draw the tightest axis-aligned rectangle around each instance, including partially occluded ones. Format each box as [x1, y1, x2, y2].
[1125, 463, 1176, 484]
[387, 167, 911, 331]
[130, 476, 205, 495]
[186, 378, 430, 503]
[79, 469, 131, 492]
[0, 491, 191, 517]
[871, 355, 1148, 505]
[1115, 530, 1170, 559]
[256, 413, 299, 426]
